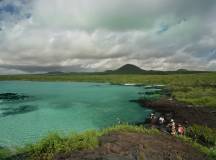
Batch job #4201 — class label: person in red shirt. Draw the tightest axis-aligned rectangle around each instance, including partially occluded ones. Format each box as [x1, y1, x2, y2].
[177, 124, 185, 135]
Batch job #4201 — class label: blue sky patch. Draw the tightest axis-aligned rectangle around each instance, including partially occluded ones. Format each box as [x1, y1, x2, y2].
[157, 24, 169, 34]
[0, 4, 19, 15]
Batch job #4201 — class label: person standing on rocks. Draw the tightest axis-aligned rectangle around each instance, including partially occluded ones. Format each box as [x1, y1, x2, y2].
[177, 124, 185, 135]
[167, 119, 176, 135]
[158, 115, 165, 125]
[150, 113, 157, 125]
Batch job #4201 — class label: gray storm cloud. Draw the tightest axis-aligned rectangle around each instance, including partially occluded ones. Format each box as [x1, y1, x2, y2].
[0, 0, 216, 74]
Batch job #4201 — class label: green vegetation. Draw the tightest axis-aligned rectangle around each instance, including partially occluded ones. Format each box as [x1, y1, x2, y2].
[24, 132, 99, 160]
[186, 125, 216, 147]
[1, 73, 216, 107]
[177, 125, 216, 160]
[0, 147, 13, 159]
[173, 87, 216, 107]
[0, 124, 159, 160]
[25, 125, 159, 160]
[177, 135, 216, 160]
[1, 124, 216, 160]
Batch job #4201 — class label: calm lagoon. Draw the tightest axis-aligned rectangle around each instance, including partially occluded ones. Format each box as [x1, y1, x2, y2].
[0, 81, 151, 147]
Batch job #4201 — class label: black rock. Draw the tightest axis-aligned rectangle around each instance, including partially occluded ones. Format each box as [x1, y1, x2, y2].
[2, 105, 38, 117]
[0, 93, 29, 101]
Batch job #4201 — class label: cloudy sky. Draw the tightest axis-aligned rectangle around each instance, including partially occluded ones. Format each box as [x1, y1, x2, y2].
[0, 0, 216, 74]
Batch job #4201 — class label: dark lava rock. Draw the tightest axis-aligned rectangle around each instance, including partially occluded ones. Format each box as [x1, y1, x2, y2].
[1, 105, 38, 117]
[0, 93, 29, 101]
[135, 98, 216, 129]
[55, 132, 207, 160]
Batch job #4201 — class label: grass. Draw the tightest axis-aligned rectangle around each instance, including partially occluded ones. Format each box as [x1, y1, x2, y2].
[177, 135, 216, 160]
[1, 124, 215, 160]
[186, 125, 216, 147]
[25, 131, 101, 160]
[1, 73, 216, 107]
[0, 147, 13, 159]
[177, 125, 216, 160]
[1, 124, 159, 160]
[173, 87, 216, 107]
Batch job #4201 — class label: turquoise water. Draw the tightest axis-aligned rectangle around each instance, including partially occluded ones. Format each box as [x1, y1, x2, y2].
[0, 81, 151, 147]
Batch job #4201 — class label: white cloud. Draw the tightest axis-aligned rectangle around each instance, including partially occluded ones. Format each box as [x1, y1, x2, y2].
[0, 68, 27, 75]
[0, 0, 216, 73]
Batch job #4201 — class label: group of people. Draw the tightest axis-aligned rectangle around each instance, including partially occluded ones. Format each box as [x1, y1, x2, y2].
[149, 113, 185, 135]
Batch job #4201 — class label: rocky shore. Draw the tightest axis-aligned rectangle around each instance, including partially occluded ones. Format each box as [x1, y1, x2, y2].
[133, 98, 216, 129]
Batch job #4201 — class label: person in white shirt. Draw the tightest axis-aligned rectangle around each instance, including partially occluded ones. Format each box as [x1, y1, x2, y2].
[158, 116, 165, 125]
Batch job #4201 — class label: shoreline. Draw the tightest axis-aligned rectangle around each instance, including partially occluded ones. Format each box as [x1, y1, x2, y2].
[132, 98, 216, 129]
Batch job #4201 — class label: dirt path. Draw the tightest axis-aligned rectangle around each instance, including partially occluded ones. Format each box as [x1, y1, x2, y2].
[56, 132, 207, 160]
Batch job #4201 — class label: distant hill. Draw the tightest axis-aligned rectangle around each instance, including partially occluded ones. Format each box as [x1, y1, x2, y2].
[43, 64, 209, 75]
[104, 64, 208, 75]
[105, 64, 145, 74]
[177, 69, 188, 72]
[46, 71, 65, 75]
[115, 64, 145, 73]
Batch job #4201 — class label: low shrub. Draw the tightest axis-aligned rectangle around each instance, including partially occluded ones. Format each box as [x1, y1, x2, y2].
[0, 147, 12, 159]
[24, 131, 99, 160]
[186, 125, 216, 147]
[208, 147, 216, 160]
[24, 133, 64, 160]
[177, 135, 216, 160]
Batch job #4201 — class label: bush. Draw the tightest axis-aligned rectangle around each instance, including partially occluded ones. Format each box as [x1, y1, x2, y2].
[0, 147, 12, 159]
[208, 147, 216, 160]
[186, 125, 216, 147]
[63, 131, 99, 152]
[25, 133, 64, 160]
[177, 135, 216, 160]
[24, 131, 99, 160]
